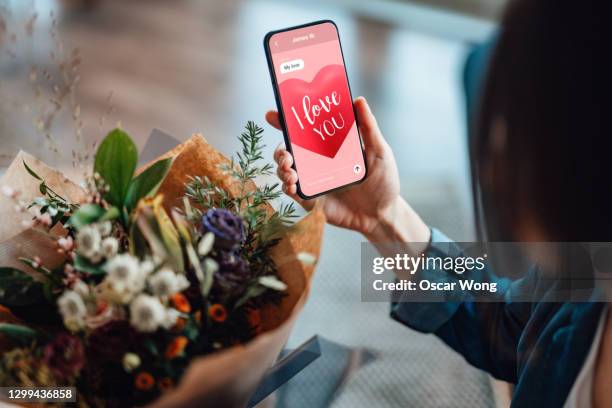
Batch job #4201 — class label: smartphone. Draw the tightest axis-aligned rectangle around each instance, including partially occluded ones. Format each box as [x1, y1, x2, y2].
[264, 20, 367, 199]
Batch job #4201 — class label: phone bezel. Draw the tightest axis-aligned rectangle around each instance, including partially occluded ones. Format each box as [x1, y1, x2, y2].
[263, 19, 368, 200]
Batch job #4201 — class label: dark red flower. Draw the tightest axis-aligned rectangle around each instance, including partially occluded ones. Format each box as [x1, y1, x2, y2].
[87, 320, 142, 363]
[43, 333, 85, 380]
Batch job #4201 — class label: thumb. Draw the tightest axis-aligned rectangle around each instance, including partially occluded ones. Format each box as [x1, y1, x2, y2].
[354, 96, 385, 152]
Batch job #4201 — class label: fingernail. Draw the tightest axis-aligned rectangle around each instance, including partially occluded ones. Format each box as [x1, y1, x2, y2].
[361, 97, 371, 112]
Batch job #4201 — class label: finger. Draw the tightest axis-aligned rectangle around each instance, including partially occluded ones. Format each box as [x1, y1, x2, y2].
[279, 151, 293, 170]
[274, 148, 293, 169]
[354, 96, 385, 151]
[277, 167, 298, 184]
[273, 143, 285, 163]
[274, 144, 291, 165]
[283, 183, 297, 196]
[265, 111, 282, 130]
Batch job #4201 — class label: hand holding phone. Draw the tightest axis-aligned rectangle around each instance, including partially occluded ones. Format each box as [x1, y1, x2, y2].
[264, 21, 430, 244]
[267, 96, 408, 238]
[264, 20, 367, 199]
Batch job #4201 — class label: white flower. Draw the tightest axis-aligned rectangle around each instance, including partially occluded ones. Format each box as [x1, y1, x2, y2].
[57, 290, 87, 329]
[176, 274, 190, 292]
[197, 232, 215, 256]
[122, 353, 141, 372]
[130, 273, 147, 293]
[139, 258, 156, 276]
[71, 280, 90, 297]
[102, 253, 148, 301]
[101, 237, 119, 259]
[161, 307, 181, 330]
[96, 221, 113, 237]
[106, 253, 140, 284]
[129, 294, 165, 332]
[58, 236, 74, 252]
[89, 252, 103, 264]
[64, 317, 83, 332]
[98, 279, 134, 304]
[76, 226, 101, 259]
[147, 268, 190, 298]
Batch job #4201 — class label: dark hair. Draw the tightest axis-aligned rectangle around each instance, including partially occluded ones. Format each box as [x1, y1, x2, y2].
[473, 0, 611, 242]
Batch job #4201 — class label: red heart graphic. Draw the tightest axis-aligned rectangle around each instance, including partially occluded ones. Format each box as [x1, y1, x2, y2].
[279, 64, 355, 158]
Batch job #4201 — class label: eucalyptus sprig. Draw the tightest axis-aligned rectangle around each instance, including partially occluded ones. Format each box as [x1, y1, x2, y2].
[226, 121, 275, 183]
[185, 122, 298, 246]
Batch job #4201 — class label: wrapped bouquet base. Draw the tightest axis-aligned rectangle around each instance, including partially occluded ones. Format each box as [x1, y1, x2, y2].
[151, 135, 325, 406]
[0, 126, 325, 407]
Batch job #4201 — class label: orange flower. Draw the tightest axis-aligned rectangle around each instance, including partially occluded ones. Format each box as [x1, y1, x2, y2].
[134, 372, 155, 391]
[194, 310, 202, 323]
[96, 299, 109, 314]
[158, 377, 174, 392]
[247, 309, 261, 334]
[165, 336, 188, 359]
[170, 293, 191, 313]
[208, 304, 227, 323]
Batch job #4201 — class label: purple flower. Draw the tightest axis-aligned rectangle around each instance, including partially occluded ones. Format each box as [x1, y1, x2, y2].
[201, 208, 245, 250]
[43, 333, 85, 380]
[213, 251, 253, 293]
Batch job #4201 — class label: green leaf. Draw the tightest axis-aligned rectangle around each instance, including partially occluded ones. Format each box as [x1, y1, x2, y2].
[125, 157, 173, 212]
[184, 323, 199, 341]
[129, 218, 149, 257]
[94, 128, 138, 207]
[74, 255, 105, 275]
[0, 268, 45, 306]
[100, 206, 120, 222]
[234, 284, 267, 308]
[143, 339, 159, 357]
[22, 160, 42, 181]
[18, 257, 51, 276]
[68, 203, 105, 229]
[0, 323, 38, 344]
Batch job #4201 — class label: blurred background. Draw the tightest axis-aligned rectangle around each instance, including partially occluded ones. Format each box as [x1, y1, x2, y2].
[0, 0, 506, 406]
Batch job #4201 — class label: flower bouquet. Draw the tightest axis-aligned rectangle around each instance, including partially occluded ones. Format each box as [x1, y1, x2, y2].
[0, 123, 325, 407]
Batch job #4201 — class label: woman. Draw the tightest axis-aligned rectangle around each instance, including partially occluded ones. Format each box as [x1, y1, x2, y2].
[267, 0, 611, 406]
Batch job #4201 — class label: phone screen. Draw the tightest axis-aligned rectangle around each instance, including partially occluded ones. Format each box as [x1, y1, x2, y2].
[266, 21, 366, 198]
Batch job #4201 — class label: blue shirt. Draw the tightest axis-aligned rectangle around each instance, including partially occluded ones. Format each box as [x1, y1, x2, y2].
[391, 229, 606, 407]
